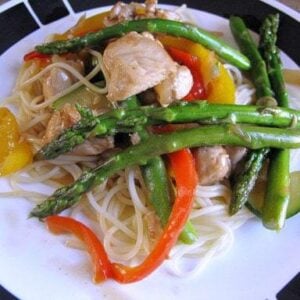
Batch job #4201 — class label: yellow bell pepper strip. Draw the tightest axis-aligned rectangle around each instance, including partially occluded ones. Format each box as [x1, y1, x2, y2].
[158, 35, 236, 104]
[55, 11, 110, 40]
[0, 108, 33, 176]
[45, 149, 198, 283]
[0, 141, 33, 176]
[0, 108, 19, 159]
[167, 46, 206, 101]
[46, 215, 113, 283]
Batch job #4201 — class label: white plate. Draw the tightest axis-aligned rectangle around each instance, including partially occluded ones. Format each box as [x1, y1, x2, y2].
[0, 3, 299, 300]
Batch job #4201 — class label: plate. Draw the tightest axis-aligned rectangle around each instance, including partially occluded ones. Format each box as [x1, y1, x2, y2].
[0, 1, 299, 300]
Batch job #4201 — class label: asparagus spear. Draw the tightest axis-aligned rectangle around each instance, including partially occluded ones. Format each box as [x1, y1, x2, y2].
[230, 148, 270, 214]
[30, 124, 300, 218]
[259, 14, 289, 107]
[230, 16, 273, 98]
[229, 16, 274, 215]
[35, 104, 149, 160]
[37, 101, 300, 160]
[260, 14, 290, 230]
[35, 19, 250, 70]
[122, 97, 197, 244]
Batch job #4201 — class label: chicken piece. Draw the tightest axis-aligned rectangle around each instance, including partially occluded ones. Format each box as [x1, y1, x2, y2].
[145, 0, 181, 21]
[141, 31, 155, 40]
[194, 146, 231, 185]
[104, 0, 181, 27]
[154, 65, 193, 106]
[71, 137, 114, 156]
[42, 104, 81, 145]
[224, 146, 247, 170]
[103, 32, 177, 101]
[42, 56, 84, 100]
[104, 1, 135, 27]
[145, 0, 156, 13]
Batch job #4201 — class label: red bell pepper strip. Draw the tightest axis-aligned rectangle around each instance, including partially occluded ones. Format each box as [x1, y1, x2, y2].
[24, 51, 51, 62]
[46, 216, 113, 283]
[45, 149, 197, 284]
[167, 46, 206, 101]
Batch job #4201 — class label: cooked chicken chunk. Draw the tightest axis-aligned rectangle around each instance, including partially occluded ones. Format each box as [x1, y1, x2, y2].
[103, 32, 177, 101]
[145, 0, 156, 13]
[42, 104, 81, 145]
[194, 146, 231, 185]
[225, 146, 247, 170]
[154, 64, 193, 106]
[104, 0, 181, 27]
[104, 1, 135, 26]
[72, 137, 114, 156]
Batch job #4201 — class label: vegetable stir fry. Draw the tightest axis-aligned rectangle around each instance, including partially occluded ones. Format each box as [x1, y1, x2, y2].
[1, 0, 300, 284]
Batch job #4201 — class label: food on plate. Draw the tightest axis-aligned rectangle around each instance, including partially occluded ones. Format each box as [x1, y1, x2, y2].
[1, 0, 300, 284]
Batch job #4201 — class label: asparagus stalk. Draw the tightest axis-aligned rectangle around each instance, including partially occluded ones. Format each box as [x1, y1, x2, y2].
[36, 101, 300, 160]
[230, 17, 273, 98]
[30, 124, 300, 218]
[260, 14, 290, 230]
[229, 16, 274, 215]
[122, 97, 197, 244]
[35, 19, 250, 70]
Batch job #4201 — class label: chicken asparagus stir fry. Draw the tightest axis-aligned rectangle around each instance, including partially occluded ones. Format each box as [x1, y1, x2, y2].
[1, 0, 300, 284]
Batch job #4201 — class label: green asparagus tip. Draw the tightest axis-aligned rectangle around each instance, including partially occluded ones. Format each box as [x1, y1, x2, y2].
[229, 205, 239, 216]
[29, 207, 47, 219]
